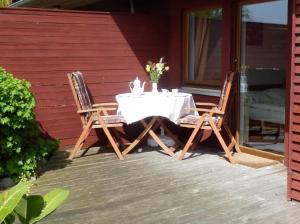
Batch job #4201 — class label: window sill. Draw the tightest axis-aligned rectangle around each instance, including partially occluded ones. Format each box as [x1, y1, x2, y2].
[180, 86, 221, 97]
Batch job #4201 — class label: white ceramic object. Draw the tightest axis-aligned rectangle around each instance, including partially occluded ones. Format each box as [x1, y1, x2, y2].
[152, 82, 158, 93]
[129, 77, 146, 96]
[161, 89, 169, 94]
[172, 88, 179, 94]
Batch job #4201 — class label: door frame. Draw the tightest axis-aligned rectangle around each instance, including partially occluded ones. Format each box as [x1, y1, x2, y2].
[232, 0, 290, 162]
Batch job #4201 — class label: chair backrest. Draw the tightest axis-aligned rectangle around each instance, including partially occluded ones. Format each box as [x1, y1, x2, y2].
[217, 71, 235, 113]
[214, 71, 235, 128]
[67, 71, 93, 124]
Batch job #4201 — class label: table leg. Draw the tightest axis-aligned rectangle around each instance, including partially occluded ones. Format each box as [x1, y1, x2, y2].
[157, 118, 182, 150]
[122, 117, 157, 156]
[141, 119, 176, 157]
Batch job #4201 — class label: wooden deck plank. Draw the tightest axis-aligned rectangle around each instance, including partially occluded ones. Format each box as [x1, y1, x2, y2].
[29, 147, 300, 224]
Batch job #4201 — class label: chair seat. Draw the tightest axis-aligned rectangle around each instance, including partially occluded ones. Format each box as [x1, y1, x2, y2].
[179, 114, 219, 125]
[94, 114, 126, 124]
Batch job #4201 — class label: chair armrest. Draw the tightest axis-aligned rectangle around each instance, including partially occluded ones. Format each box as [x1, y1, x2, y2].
[92, 103, 118, 114]
[195, 102, 218, 107]
[92, 103, 118, 107]
[78, 108, 101, 113]
[186, 107, 224, 115]
[196, 108, 224, 115]
[77, 107, 117, 114]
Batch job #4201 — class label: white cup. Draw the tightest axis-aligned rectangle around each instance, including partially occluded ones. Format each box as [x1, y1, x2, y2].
[172, 89, 178, 95]
[161, 89, 169, 94]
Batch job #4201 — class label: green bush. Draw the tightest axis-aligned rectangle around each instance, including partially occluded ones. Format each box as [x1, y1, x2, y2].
[0, 67, 58, 181]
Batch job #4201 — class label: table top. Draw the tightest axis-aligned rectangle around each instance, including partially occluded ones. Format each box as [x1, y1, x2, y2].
[116, 92, 197, 124]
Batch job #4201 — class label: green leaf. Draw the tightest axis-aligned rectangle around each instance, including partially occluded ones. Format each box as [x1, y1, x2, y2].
[30, 188, 69, 224]
[0, 181, 32, 223]
[0, 194, 4, 205]
[14, 195, 44, 224]
[3, 213, 15, 224]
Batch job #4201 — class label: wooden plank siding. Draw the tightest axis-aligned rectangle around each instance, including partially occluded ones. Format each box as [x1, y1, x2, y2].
[0, 8, 168, 149]
[289, 0, 300, 201]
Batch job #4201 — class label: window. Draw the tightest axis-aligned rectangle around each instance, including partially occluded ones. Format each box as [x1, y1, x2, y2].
[184, 8, 223, 87]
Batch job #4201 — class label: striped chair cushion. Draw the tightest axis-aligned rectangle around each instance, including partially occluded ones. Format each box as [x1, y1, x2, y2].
[179, 115, 219, 125]
[218, 71, 234, 111]
[179, 115, 200, 125]
[94, 115, 126, 124]
[218, 74, 229, 110]
[71, 71, 93, 120]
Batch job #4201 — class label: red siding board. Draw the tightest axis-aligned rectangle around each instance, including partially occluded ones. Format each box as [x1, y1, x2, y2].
[292, 124, 300, 132]
[293, 85, 300, 93]
[292, 133, 300, 143]
[293, 75, 300, 83]
[291, 161, 300, 172]
[292, 151, 300, 161]
[293, 94, 300, 103]
[291, 179, 300, 190]
[292, 171, 300, 181]
[291, 190, 300, 201]
[294, 65, 300, 73]
[290, 142, 300, 152]
[289, 0, 300, 201]
[292, 116, 300, 124]
[0, 8, 168, 148]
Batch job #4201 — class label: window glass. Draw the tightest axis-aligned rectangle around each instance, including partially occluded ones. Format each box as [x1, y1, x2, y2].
[184, 8, 223, 87]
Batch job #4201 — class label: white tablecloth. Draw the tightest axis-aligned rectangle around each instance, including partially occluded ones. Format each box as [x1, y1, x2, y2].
[116, 92, 197, 124]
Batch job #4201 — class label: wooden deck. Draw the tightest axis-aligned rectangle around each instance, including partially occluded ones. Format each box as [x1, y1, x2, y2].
[32, 147, 300, 224]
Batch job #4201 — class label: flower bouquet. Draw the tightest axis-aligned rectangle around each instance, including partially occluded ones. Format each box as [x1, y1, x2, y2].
[145, 57, 169, 93]
[145, 57, 170, 83]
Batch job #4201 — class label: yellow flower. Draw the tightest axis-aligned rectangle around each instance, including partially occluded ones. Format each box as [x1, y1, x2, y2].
[146, 65, 150, 72]
[165, 66, 170, 71]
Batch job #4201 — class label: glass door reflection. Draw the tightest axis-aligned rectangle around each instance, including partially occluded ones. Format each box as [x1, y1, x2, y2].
[239, 0, 288, 154]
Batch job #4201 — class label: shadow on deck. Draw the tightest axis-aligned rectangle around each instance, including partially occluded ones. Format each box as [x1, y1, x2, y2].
[32, 146, 300, 224]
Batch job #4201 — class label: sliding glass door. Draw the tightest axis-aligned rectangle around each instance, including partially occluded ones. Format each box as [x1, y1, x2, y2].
[239, 0, 288, 154]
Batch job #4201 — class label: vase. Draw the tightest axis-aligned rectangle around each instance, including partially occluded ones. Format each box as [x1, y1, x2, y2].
[152, 82, 158, 93]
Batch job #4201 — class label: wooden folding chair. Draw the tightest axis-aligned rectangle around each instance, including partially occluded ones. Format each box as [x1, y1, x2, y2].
[67, 71, 126, 160]
[178, 71, 241, 162]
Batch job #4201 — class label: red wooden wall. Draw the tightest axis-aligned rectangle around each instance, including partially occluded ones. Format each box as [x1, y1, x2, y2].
[288, 0, 300, 201]
[0, 8, 168, 149]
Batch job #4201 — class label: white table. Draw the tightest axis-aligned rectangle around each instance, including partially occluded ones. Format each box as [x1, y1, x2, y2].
[116, 92, 197, 124]
[116, 92, 197, 157]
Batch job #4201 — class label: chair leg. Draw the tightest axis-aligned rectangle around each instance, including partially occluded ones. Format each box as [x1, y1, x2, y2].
[208, 118, 236, 163]
[190, 132, 203, 151]
[178, 116, 205, 160]
[68, 124, 92, 160]
[94, 111, 124, 160]
[223, 123, 241, 153]
[111, 128, 125, 149]
[102, 126, 124, 160]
